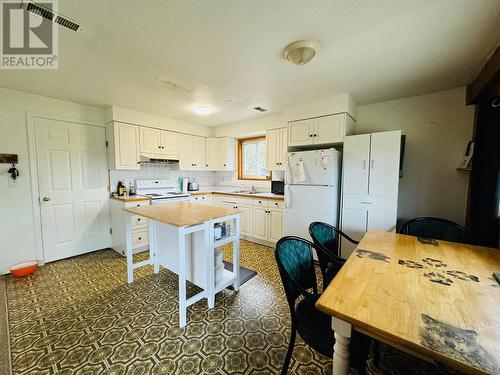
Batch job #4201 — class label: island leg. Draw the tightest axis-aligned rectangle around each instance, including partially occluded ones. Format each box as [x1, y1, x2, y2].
[150, 220, 159, 274]
[178, 228, 187, 327]
[205, 222, 215, 308]
[233, 215, 240, 291]
[125, 213, 134, 283]
[331, 317, 352, 375]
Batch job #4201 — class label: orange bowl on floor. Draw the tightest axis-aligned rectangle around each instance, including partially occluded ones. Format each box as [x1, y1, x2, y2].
[10, 261, 38, 277]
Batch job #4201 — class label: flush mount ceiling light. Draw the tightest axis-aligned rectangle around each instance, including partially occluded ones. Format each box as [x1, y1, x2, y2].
[194, 106, 211, 115]
[283, 40, 319, 65]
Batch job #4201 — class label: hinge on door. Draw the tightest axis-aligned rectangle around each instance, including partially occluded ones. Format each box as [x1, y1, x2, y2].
[109, 228, 112, 234]
[105, 141, 109, 148]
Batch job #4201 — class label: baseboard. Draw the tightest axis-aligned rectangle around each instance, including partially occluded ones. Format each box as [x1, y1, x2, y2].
[240, 235, 276, 248]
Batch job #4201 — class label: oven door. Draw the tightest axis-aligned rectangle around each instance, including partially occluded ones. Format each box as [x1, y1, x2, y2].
[151, 196, 189, 205]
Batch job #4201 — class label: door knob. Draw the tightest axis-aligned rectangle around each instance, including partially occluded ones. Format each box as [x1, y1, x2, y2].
[42, 197, 50, 202]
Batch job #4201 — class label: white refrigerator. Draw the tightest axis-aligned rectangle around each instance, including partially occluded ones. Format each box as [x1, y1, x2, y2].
[284, 148, 341, 246]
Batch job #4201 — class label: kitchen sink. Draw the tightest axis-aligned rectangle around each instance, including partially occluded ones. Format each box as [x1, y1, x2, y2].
[231, 190, 259, 194]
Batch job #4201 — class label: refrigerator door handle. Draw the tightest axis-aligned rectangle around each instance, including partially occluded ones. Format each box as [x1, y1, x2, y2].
[285, 185, 291, 209]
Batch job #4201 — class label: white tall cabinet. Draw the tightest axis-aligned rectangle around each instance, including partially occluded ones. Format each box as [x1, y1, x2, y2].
[266, 128, 287, 171]
[340, 130, 401, 258]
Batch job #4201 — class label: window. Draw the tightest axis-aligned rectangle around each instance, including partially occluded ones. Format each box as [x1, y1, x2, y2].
[238, 137, 270, 180]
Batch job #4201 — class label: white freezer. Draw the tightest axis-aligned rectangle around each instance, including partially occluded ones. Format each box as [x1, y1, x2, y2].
[286, 148, 340, 186]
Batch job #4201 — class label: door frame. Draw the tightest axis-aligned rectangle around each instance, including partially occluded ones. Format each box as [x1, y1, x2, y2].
[26, 112, 105, 265]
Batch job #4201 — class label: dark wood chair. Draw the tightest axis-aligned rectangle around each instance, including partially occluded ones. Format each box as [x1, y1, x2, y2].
[274, 236, 371, 375]
[399, 217, 465, 243]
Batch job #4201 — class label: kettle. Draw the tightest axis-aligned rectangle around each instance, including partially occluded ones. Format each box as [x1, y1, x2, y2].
[188, 182, 199, 191]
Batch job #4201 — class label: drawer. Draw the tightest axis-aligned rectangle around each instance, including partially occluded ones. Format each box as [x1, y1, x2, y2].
[218, 195, 253, 206]
[131, 215, 148, 226]
[132, 230, 149, 246]
[125, 200, 150, 208]
[342, 194, 398, 213]
[253, 198, 269, 207]
[269, 199, 284, 209]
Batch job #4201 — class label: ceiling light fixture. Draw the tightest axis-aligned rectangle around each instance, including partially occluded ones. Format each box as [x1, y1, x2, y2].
[194, 106, 211, 115]
[283, 40, 319, 65]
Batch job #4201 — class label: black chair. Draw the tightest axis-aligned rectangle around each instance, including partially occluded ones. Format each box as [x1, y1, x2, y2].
[309, 221, 358, 288]
[275, 236, 371, 375]
[399, 217, 465, 243]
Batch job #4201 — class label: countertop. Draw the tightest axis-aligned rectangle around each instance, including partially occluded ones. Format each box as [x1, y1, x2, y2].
[111, 195, 151, 202]
[190, 190, 285, 200]
[123, 202, 238, 227]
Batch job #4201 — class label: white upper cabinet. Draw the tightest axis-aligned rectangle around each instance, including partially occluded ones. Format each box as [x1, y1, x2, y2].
[288, 119, 314, 146]
[369, 131, 401, 197]
[288, 113, 355, 147]
[139, 127, 179, 159]
[180, 134, 206, 170]
[266, 128, 287, 171]
[193, 136, 206, 170]
[218, 137, 236, 171]
[206, 137, 219, 171]
[342, 134, 371, 195]
[106, 122, 140, 170]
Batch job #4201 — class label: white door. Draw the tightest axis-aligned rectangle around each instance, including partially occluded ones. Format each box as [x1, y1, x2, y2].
[369, 131, 401, 196]
[179, 134, 194, 170]
[206, 138, 218, 171]
[35, 117, 110, 263]
[238, 205, 253, 236]
[342, 134, 371, 195]
[269, 209, 283, 243]
[193, 136, 206, 170]
[253, 207, 269, 240]
[340, 208, 367, 259]
[288, 119, 314, 146]
[160, 131, 179, 157]
[139, 127, 161, 154]
[314, 114, 343, 144]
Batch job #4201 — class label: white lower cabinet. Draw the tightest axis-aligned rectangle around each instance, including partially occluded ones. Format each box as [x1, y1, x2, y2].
[269, 209, 283, 243]
[190, 194, 213, 204]
[252, 207, 269, 241]
[110, 198, 150, 256]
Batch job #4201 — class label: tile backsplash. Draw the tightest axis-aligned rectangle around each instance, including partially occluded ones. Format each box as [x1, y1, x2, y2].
[109, 163, 283, 193]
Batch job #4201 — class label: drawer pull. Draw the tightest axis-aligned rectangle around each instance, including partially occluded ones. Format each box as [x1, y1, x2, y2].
[138, 237, 142, 240]
[361, 201, 373, 205]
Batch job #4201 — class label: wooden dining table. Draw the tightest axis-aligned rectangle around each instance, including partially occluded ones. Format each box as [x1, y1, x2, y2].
[316, 231, 500, 375]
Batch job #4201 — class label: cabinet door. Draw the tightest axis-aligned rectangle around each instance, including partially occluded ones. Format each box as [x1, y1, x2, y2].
[139, 127, 161, 154]
[206, 138, 218, 171]
[218, 137, 236, 170]
[161, 131, 179, 157]
[367, 210, 397, 233]
[313, 114, 344, 144]
[340, 208, 367, 259]
[238, 205, 253, 236]
[266, 130, 278, 170]
[342, 134, 371, 195]
[279, 127, 287, 168]
[369, 131, 401, 197]
[268, 209, 283, 243]
[193, 136, 206, 170]
[253, 207, 269, 241]
[115, 123, 140, 169]
[179, 134, 195, 170]
[288, 120, 314, 146]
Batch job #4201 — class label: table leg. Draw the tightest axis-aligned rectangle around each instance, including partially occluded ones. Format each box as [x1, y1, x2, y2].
[331, 317, 352, 375]
[205, 222, 215, 309]
[178, 228, 187, 327]
[125, 213, 134, 284]
[150, 220, 159, 274]
[233, 215, 240, 291]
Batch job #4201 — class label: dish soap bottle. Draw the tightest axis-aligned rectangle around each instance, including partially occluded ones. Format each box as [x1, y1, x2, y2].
[117, 181, 125, 196]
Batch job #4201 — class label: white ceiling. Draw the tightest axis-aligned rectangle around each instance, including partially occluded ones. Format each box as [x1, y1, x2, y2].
[1, 0, 499, 126]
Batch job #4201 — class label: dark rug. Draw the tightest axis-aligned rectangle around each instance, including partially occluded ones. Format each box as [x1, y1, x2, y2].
[223, 260, 257, 290]
[0, 276, 11, 375]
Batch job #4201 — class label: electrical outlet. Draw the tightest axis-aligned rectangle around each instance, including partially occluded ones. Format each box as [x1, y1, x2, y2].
[8, 178, 19, 187]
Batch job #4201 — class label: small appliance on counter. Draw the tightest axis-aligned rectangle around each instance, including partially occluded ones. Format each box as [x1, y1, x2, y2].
[271, 180, 284, 195]
[188, 180, 199, 191]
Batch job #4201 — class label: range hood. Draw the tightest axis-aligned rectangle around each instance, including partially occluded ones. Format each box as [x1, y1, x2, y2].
[139, 153, 179, 164]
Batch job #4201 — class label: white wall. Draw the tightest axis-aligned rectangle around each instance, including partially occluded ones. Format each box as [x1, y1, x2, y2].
[0, 88, 106, 274]
[356, 87, 474, 225]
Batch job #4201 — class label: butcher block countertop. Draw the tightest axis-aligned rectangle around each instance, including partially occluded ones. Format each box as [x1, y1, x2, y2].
[123, 202, 238, 227]
[190, 190, 285, 200]
[111, 195, 151, 202]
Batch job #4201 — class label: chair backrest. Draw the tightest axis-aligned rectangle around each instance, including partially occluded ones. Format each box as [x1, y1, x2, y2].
[399, 217, 465, 243]
[275, 236, 318, 305]
[309, 221, 340, 257]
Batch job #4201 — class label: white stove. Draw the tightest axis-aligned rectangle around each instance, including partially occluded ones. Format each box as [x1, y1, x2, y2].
[135, 179, 190, 204]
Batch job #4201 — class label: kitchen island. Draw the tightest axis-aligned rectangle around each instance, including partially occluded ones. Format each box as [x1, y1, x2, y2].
[123, 202, 240, 327]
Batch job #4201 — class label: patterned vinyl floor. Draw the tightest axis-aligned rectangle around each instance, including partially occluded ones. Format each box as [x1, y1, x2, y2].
[6, 241, 334, 375]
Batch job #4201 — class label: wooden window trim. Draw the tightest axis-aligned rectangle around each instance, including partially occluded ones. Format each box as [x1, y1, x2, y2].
[238, 136, 271, 181]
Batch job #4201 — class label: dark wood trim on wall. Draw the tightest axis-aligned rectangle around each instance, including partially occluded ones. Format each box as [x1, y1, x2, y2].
[466, 43, 500, 104]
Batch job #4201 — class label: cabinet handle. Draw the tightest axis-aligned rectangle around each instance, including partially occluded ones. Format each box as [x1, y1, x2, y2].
[138, 237, 142, 240]
[362, 160, 367, 169]
[370, 160, 374, 169]
[223, 164, 226, 167]
[136, 204, 140, 207]
[309, 134, 313, 137]
[361, 201, 373, 205]
[158, 146, 161, 148]
[137, 218, 141, 221]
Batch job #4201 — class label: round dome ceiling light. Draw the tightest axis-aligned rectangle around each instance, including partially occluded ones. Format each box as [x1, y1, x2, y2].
[194, 106, 211, 115]
[283, 40, 319, 65]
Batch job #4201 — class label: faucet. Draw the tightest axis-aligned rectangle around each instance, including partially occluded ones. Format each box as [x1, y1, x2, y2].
[251, 185, 256, 193]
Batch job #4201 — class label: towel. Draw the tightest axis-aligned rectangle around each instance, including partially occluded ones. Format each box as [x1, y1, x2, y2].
[290, 158, 305, 183]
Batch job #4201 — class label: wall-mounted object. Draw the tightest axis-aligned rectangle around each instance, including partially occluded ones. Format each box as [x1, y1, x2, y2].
[0, 153, 18, 164]
[457, 141, 474, 172]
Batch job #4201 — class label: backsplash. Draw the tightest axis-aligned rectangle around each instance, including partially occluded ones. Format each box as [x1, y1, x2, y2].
[109, 164, 282, 193]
